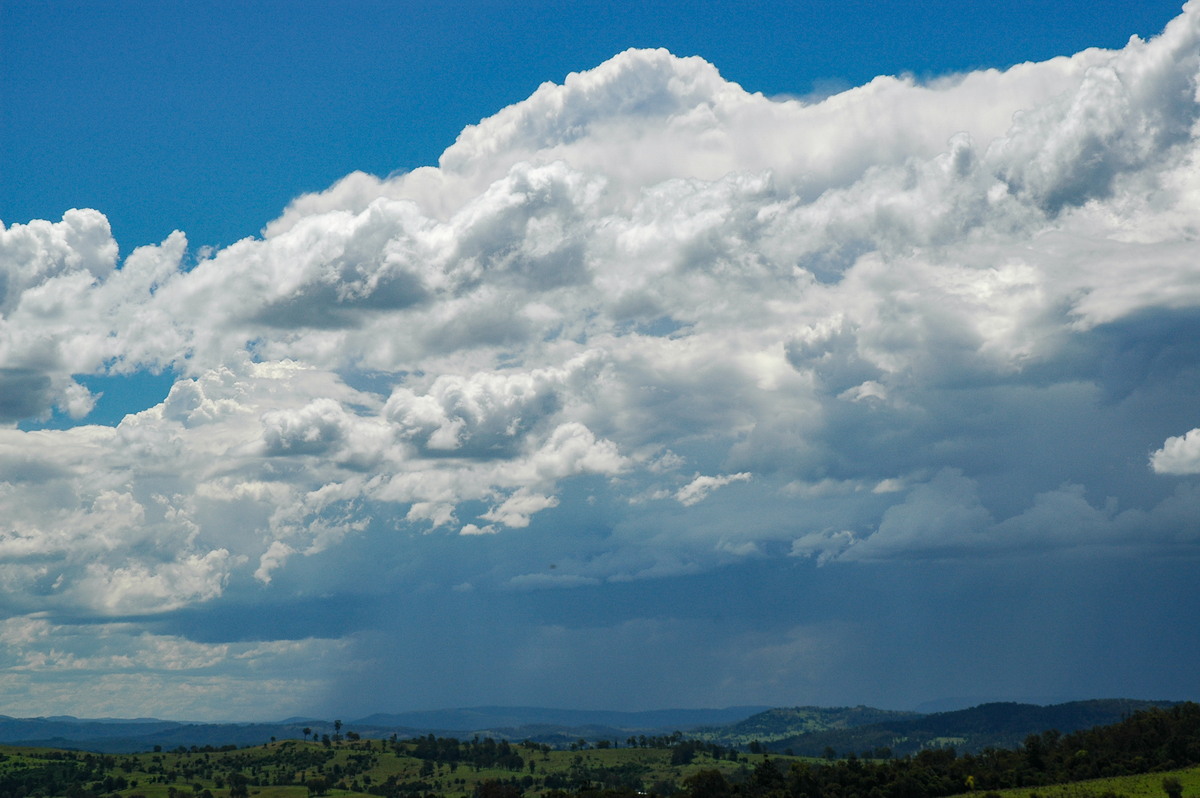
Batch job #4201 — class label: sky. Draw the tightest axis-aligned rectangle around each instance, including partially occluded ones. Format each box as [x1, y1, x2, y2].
[0, 0, 1198, 722]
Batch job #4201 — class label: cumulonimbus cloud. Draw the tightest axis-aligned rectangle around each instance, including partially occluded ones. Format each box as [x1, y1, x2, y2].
[0, 4, 1199, 636]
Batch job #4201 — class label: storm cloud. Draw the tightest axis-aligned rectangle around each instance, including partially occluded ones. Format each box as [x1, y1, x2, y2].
[2, 5, 1199, 718]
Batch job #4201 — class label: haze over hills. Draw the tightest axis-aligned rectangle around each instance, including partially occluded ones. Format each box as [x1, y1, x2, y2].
[0, 699, 1180, 755]
[0, 707, 770, 754]
[354, 706, 771, 733]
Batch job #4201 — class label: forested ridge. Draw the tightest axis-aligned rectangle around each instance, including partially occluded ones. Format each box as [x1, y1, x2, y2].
[0, 703, 1195, 798]
[689, 703, 1200, 798]
[762, 700, 1181, 757]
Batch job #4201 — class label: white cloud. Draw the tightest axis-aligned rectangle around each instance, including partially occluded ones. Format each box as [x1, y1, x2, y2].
[261, 398, 352, 456]
[254, 540, 295, 584]
[837, 470, 995, 560]
[481, 488, 560, 528]
[675, 473, 752, 506]
[790, 529, 858, 563]
[1151, 428, 1200, 474]
[75, 549, 237, 615]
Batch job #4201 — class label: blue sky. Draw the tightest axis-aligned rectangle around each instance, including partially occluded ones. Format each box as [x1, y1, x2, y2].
[0, 1, 1198, 721]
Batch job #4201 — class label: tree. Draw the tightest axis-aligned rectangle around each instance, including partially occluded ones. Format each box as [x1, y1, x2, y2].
[228, 773, 249, 798]
[303, 727, 312, 741]
[476, 778, 522, 798]
[1163, 777, 1183, 798]
[671, 743, 696, 765]
[684, 768, 732, 798]
[1024, 733, 1046, 770]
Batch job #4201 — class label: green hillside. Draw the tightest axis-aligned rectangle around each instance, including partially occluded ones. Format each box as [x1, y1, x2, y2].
[0, 735, 789, 798]
[945, 766, 1200, 798]
[693, 706, 919, 746]
[766, 699, 1179, 756]
[1, 702, 1197, 798]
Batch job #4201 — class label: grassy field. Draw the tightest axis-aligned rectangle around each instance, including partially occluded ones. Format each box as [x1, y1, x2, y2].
[946, 767, 1200, 798]
[0, 738, 793, 798]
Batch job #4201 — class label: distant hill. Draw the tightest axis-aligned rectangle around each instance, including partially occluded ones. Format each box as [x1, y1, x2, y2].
[0, 699, 1180, 754]
[354, 706, 770, 733]
[0, 715, 182, 744]
[693, 705, 919, 745]
[763, 698, 1180, 756]
[0, 706, 769, 753]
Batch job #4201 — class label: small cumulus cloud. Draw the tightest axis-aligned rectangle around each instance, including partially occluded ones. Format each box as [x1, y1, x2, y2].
[675, 473, 752, 506]
[254, 541, 295, 584]
[507, 572, 602, 590]
[1150, 428, 1200, 475]
[76, 549, 238, 615]
[261, 398, 351, 456]
[481, 488, 560, 528]
[790, 530, 858, 563]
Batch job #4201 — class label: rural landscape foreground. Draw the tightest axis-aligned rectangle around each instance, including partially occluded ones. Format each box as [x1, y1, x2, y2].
[0, 700, 1198, 798]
